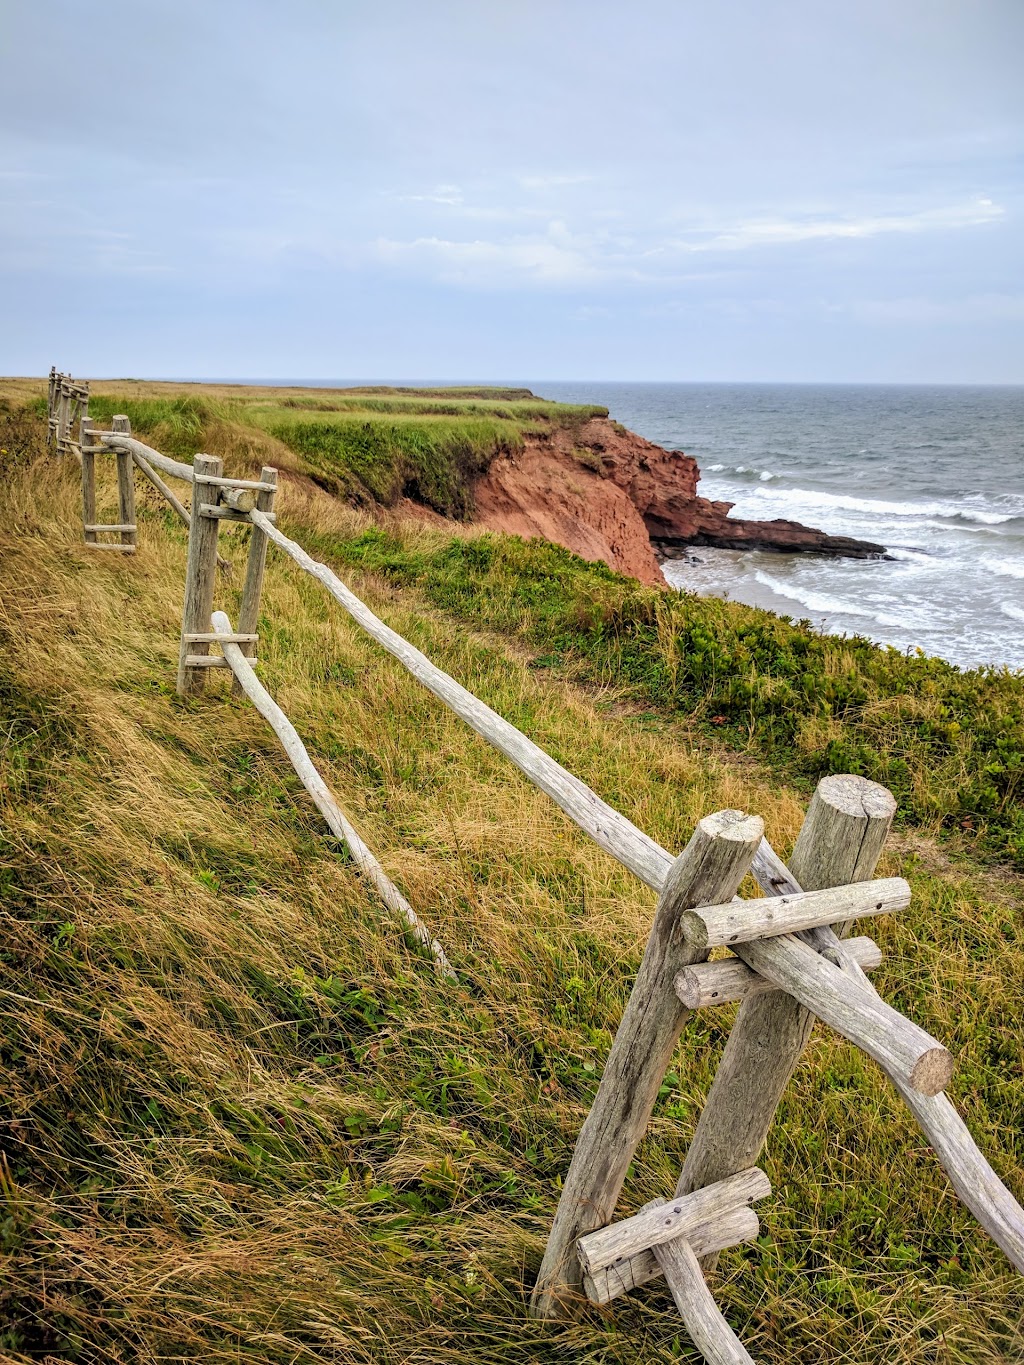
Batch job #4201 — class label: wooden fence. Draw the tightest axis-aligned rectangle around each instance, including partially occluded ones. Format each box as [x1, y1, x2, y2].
[48, 374, 1024, 1363]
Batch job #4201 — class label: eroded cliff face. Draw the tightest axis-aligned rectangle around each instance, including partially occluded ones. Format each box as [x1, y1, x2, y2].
[471, 417, 884, 583]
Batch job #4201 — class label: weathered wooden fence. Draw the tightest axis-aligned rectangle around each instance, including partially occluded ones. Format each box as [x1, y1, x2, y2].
[47, 374, 1024, 1363]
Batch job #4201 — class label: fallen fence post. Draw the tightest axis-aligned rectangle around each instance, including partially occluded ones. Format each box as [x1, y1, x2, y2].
[210, 609, 455, 980]
[675, 935, 882, 1008]
[654, 1237, 756, 1365]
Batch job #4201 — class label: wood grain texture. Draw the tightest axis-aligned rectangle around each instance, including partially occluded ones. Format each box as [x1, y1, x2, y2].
[675, 936, 882, 1009]
[79, 418, 98, 545]
[111, 417, 137, 549]
[211, 611, 455, 980]
[583, 1205, 760, 1305]
[176, 454, 223, 695]
[679, 877, 909, 949]
[530, 809, 764, 1318]
[654, 1237, 757, 1365]
[734, 932, 952, 1095]
[677, 775, 896, 1269]
[234, 467, 277, 696]
[577, 1167, 769, 1275]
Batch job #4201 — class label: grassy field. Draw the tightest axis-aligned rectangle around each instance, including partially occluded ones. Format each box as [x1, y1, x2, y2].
[0, 388, 1022, 1363]
[26, 378, 607, 519]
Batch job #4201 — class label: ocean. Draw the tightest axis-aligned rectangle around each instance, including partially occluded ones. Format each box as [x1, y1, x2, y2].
[532, 383, 1024, 673]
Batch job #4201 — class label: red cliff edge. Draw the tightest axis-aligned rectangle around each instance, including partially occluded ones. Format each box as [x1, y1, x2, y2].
[471, 416, 885, 585]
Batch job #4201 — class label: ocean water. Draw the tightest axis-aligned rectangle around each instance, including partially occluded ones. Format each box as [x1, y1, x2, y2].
[532, 383, 1024, 672]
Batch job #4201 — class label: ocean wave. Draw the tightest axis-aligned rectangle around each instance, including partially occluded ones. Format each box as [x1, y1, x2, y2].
[753, 570, 904, 626]
[1000, 601, 1024, 624]
[983, 556, 1024, 580]
[705, 462, 725, 471]
[888, 547, 933, 563]
[752, 485, 1018, 525]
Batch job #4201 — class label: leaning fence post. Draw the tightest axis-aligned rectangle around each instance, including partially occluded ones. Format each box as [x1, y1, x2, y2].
[675, 774, 895, 1268]
[177, 453, 224, 696]
[530, 808, 764, 1319]
[111, 415, 137, 551]
[80, 417, 99, 545]
[232, 464, 277, 695]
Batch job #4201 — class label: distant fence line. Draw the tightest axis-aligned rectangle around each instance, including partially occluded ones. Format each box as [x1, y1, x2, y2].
[46, 373, 1024, 1363]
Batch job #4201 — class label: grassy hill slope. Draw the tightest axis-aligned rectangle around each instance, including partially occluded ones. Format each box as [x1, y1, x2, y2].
[0, 392, 1022, 1363]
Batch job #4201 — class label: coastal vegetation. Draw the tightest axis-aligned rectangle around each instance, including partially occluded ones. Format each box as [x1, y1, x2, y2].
[0, 385, 1021, 1363]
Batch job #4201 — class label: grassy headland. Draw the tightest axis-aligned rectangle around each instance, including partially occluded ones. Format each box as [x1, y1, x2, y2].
[0, 384, 1021, 1363]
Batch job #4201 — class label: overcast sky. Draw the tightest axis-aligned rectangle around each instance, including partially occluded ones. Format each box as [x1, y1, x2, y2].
[2, 0, 1022, 381]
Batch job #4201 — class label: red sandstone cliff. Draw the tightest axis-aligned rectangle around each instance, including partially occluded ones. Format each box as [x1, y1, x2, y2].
[471, 417, 884, 583]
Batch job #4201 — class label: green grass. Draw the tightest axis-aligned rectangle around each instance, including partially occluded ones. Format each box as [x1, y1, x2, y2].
[305, 524, 1024, 871]
[0, 394, 1021, 1363]
[71, 384, 608, 518]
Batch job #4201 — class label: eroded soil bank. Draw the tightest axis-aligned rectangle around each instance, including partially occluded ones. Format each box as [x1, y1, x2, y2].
[472, 417, 884, 583]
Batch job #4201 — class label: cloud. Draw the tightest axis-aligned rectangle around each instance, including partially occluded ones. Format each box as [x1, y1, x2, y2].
[674, 198, 1004, 253]
[372, 228, 602, 285]
[517, 173, 592, 191]
[847, 293, 1024, 324]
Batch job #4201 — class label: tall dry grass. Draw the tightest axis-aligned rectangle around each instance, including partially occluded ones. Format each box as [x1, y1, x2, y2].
[0, 403, 1021, 1362]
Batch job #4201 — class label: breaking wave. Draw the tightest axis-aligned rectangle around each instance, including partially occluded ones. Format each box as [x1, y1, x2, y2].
[752, 485, 1018, 525]
[753, 570, 903, 626]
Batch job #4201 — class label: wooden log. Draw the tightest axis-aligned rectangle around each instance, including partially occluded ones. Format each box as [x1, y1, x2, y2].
[184, 631, 258, 644]
[679, 876, 909, 949]
[176, 454, 223, 695]
[210, 610, 455, 980]
[530, 809, 764, 1318]
[47, 368, 56, 446]
[677, 775, 896, 1269]
[234, 466, 277, 697]
[583, 1204, 760, 1305]
[80, 418, 98, 545]
[195, 472, 277, 492]
[733, 932, 952, 1095]
[84, 543, 135, 553]
[249, 511, 675, 892]
[675, 936, 882, 1009]
[101, 433, 193, 482]
[184, 655, 250, 668]
[654, 1237, 756, 1365]
[83, 524, 138, 535]
[577, 1167, 770, 1276]
[132, 450, 192, 527]
[198, 502, 275, 521]
[806, 919, 1024, 1274]
[111, 416, 137, 549]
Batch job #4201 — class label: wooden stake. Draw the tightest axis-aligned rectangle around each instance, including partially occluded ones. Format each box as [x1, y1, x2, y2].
[111, 416, 137, 549]
[80, 418, 98, 544]
[676, 775, 895, 1268]
[176, 454, 223, 696]
[530, 808, 764, 1318]
[654, 1237, 756, 1365]
[233, 466, 277, 696]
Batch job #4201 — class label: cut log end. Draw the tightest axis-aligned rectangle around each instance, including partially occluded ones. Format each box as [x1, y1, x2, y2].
[911, 1046, 955, 1097]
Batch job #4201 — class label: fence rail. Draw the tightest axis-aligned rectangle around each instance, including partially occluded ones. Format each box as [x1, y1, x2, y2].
[46, 372, 1024, 1363]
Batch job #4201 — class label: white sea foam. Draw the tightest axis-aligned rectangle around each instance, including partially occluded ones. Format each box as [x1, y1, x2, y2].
[706, 462, 725, 471]
[753, 570, 904, 626]
[1000, 601, 1024, 624]
[889, 547, 933, 563]
[983, 556, 1024, 580]
[759, 470, 776, 481]
[752, 485, 1016, 525]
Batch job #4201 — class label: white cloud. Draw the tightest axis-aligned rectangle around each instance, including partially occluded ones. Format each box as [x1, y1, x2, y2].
[674, 198, 1004, 253]
[847, 293, 1024, 324]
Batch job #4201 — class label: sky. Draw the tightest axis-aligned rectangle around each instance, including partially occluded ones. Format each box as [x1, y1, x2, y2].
[2, 0, 1023, 382]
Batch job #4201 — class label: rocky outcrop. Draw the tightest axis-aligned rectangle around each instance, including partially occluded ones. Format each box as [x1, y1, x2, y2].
[471, 417, 885, 582]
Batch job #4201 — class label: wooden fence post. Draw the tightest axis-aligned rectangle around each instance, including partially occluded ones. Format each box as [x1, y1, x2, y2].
[176, 453, 223, 696]
[675, 774, 895, 1268]
[80, 418, 98, 545]
[232, 465, 277, 695]
[111, 416, 137, 551]
[530, 808, 764, 1319]
[47, 368, 57, 449]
